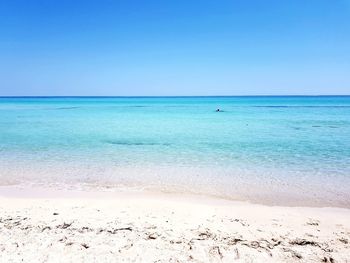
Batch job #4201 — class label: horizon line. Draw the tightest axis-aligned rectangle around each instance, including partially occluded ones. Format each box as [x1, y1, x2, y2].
[1, 95, 350, 98]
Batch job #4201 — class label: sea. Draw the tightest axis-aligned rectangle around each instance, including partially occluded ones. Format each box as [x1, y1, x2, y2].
[1, 96, 349, 207]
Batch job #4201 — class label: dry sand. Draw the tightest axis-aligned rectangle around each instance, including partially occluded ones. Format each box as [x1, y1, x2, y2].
[0, 187, 349, 262]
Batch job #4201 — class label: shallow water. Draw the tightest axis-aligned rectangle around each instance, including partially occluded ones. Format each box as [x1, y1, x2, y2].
[1, 96, 350, 207]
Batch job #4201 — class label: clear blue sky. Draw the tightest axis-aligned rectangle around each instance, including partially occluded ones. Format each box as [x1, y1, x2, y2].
[0, 0, 349, 96]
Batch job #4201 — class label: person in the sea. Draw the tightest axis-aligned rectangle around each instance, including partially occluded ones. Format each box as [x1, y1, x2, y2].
[216, 108, 220, 112]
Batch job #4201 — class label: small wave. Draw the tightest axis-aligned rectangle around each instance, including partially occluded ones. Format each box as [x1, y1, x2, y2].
[252, 106, 350, 108]
[120, 105, 150, 108]
[55, 107, 80, 110]
[312, 125, 340, 129]
[104, 140, 171, 146]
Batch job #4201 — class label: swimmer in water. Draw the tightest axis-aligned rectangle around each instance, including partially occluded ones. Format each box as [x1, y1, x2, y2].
[216, 108, 220, 112]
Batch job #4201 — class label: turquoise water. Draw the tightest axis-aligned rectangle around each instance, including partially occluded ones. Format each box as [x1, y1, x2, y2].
[1, 96, 350, 207]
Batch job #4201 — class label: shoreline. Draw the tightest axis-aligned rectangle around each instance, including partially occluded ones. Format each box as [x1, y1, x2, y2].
[1, 186, 350, 262]
[1, 184, 350, 209]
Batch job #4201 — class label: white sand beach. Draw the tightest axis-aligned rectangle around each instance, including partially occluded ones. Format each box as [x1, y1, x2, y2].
[0, 187, 349, 262]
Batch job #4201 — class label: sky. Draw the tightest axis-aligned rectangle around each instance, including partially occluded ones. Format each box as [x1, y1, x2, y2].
[0, 0, 349, 96]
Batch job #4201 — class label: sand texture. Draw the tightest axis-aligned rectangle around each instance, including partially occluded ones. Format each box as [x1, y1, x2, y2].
[0, 192, 349, 262]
